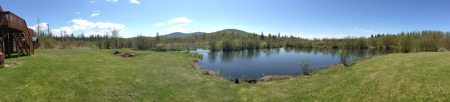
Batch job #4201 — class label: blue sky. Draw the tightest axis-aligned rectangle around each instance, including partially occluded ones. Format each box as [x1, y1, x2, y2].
[1, 0, 450, 38]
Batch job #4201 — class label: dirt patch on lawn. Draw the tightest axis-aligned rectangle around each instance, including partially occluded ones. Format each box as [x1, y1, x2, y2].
[2, 62, 21, 69]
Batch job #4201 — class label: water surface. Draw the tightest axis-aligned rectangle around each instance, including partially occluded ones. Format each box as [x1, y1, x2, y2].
[194, 48, 389, 79]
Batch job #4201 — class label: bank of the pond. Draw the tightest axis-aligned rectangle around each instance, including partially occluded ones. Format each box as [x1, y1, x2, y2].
[0, 49, 448, 101]
[193, 48, 385, 80]
[194, 52, 364, 84]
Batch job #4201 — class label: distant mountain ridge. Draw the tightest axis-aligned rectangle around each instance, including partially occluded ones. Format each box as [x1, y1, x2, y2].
[162, 29, 250, 37]
[162, 32, 206, 37]
[214, 29, 249, 34]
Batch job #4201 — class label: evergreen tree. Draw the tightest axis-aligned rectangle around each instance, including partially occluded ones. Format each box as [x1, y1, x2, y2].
[156, 32, 160, 42]
[260, 32, 265, 40]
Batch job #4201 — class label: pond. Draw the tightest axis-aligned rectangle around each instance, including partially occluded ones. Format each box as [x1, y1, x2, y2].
[193, 48, 393, 79]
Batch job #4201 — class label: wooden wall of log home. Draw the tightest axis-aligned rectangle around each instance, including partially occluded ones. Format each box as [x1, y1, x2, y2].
[0, 6, 35, 58]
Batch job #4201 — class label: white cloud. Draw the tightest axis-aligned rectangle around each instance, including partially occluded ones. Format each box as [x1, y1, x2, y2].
[169, 26, 186, 32]
[153, 23, 165, 27]
[90, 11, 101, 18]
[90, 13, 100, 17]
[153, 17, 193, 27]
[51, 18, 126, 36]
[152, 17, 193, 33]
[168, 17, 192, 24]
[129, 0, 140, 4]
[106, 0, 119, 3]
[29, 22, 49, 32]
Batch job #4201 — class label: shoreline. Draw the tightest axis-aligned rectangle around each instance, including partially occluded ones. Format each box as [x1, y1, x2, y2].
[189, 51, 358, 84]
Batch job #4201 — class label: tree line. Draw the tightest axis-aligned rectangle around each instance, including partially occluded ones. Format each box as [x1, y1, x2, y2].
[35, 29, 450, 53]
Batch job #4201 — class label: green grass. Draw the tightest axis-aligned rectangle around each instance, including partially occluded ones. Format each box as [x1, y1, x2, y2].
[0, 49, 449, 101]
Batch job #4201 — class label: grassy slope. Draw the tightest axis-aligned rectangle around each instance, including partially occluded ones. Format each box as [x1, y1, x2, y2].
[0, 49, 239, 101]
[0, 49, 449, 101]
[239, 52, 450, 101]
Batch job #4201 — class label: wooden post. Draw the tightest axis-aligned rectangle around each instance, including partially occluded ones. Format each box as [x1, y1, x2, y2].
[0, 52, 4, 67]
[6, 31, 11, 57]
[1, 31, 5, 55]
[13, 31, 19, 57]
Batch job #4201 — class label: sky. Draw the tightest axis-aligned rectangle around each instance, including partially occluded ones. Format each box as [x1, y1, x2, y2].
[1, 0, 450, 38]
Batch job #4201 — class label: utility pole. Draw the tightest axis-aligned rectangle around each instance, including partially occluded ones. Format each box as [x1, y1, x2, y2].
[37, 18, 41, 37]
[47, 23, 51, 37]
[60, 30, 63, 43]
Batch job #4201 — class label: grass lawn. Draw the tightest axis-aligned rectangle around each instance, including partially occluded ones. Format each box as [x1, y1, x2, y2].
[0, 49, 449, 101]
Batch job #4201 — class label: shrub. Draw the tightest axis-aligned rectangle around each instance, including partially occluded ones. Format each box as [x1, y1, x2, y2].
[300, 59, 310, 75]
[208, 41, 218, 51]
[222, 40, 234, 51]
[153, 44, 167, 51]
[437, 48, 448, 52]
[40, 37, 58, 49]
[340, 50, 350, 66]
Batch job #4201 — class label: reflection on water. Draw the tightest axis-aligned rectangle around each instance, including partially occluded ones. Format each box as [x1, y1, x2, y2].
[194, 48, 392, 79]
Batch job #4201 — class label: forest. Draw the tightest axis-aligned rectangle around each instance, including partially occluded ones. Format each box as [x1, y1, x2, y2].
[36, 29, 450, 53]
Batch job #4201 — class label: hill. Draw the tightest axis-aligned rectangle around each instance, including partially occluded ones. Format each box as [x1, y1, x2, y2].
[162, 32, 206, 37]
[162, 29, 254, 38]
[213, 29, 250, 34]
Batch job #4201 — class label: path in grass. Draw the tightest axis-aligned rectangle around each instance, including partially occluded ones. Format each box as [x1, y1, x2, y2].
[0, 49, 449, 101]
